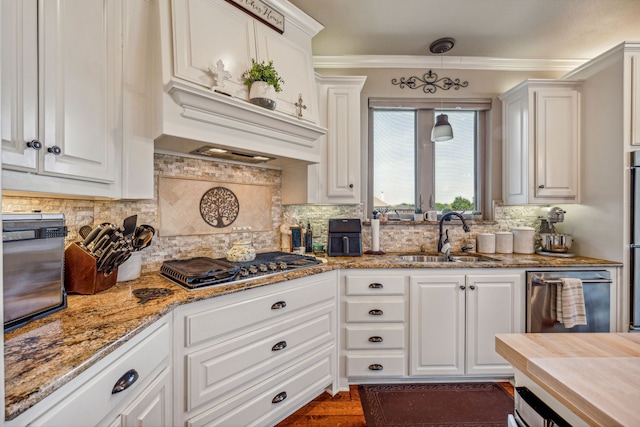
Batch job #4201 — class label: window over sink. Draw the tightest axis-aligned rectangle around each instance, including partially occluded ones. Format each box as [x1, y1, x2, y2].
[367, 98, 491, 219]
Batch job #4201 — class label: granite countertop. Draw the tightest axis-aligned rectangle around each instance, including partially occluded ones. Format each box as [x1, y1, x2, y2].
[496, 333, 640, 426]
[4, 252, 621, 420]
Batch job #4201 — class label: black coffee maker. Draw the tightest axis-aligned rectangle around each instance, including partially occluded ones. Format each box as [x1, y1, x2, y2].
[327, 219, 362, 256]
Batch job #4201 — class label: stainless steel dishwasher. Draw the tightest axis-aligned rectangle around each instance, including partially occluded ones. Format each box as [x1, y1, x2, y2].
[526, 270, 612, 333]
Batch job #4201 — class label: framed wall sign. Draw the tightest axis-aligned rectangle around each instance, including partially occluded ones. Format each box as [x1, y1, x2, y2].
[290, 226, 302, 250]
[225, 0, 285, 34]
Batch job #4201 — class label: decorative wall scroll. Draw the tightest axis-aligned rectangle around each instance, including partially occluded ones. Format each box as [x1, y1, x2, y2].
[391, 70, 469, 93]
[225, 0, 285, 33]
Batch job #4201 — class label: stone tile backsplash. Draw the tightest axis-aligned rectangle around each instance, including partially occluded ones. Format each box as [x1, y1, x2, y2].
[2, 153, 542, 272]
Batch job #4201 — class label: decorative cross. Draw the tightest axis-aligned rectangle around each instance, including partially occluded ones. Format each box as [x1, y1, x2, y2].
[295, 93, 307, 119]
[209, 59, 232, 90]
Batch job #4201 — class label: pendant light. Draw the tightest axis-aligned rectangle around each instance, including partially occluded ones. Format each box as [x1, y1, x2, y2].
[430, 38, 455, 142]
[431, 113, 453, 142]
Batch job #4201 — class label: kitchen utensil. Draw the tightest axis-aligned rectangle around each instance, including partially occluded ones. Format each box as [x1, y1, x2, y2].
[540, 233, 571, 253]
[82, 224, 104, 248]
[123, 215, 137, 239]
[79, 225, 93, 240]
[132, 225, 155, 251]
[132, 288, 173, 304]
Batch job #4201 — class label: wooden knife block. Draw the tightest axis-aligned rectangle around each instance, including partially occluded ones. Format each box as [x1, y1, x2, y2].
[64, 242, 118, 294]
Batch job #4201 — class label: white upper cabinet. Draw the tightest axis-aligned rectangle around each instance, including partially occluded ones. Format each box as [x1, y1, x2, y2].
[630, 52, 640, 146]
[1, 0, 155, 199]
[155, 0, 326, 164]
[500, 80, 582, 205]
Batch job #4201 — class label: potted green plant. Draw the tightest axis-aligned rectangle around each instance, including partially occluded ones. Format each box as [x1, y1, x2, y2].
[242, 59, 284, 110]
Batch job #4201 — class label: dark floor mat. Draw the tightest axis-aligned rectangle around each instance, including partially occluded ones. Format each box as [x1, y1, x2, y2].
[359, 383, 514, 427]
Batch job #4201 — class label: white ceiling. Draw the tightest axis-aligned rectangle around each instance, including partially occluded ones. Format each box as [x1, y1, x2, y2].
[288, 0, 640, 68]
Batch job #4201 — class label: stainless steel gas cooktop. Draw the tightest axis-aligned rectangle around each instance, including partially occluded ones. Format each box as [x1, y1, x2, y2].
[160, 251, 323, 290]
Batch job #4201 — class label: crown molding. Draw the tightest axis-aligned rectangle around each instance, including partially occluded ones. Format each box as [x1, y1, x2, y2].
[312, 55, 588, 72]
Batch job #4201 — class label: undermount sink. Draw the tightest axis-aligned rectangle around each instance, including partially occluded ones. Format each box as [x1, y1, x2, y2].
[399, 255, 448, 262]
[399, 254, 499, 263]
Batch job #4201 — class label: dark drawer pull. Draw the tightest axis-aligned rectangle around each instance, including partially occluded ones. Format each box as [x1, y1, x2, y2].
[272, 340, 287, 351]
[369, 309, 383, 316]
[271, 301, 287, 310]
[112, 369, 139, 394]
[368, 336, 383, 343]
[368, 364, 383, 371]
[272, 391, 287, 404]
[369, 282, 383, 289]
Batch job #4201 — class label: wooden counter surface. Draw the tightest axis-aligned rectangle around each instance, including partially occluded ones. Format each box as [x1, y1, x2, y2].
[496, 333, 640, 426]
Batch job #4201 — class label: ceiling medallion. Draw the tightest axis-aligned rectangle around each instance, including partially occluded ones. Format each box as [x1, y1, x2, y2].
[391, 69, 469, 94]
[200, 186, 240, 228]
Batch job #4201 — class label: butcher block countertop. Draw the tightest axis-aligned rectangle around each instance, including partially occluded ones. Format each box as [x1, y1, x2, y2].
[496, 333, 640, 427]
[4, 252, 620, 421]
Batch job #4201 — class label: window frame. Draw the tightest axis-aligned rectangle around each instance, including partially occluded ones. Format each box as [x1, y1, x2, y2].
[367, 98, 491, 218]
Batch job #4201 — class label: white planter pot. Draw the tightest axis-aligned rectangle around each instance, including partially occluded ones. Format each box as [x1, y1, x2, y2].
[249, 81, 277, 110]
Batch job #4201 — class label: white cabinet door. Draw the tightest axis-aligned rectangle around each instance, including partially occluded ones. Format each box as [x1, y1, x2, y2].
[410, 275, 466, 376]
[119, 368, 172, 427]
[465, 274, 522, 376]
[500, 80, 581, 205]
[1, 0, 38, 171]
[39, 0, 119, 182]
[171, 0, 256, 98]
[534, 88, 580, 199]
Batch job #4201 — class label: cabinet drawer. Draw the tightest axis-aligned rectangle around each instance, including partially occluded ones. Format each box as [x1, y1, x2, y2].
[186, 306, 334, 410]
[184, 274, 336, 347]
[345, 300, 405, 323]
[346, 354, 405, 377]
[345, 325, 405, 350]
[31, 319, 171, 427]
[345, 275, 405, 295]
[187, 348, 333, 427]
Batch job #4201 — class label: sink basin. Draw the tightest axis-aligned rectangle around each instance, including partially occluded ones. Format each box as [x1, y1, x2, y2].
[399, 254, 499, 263]
[400, 255, 448, 262]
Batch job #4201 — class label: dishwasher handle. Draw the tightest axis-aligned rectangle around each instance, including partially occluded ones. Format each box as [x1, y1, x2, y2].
[531, 278, 612, 286]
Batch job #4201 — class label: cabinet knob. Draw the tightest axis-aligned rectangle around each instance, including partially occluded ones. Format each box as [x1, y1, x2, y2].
[26, 139, 42, 150]
[369, 282, 383, 289]
[271, 340, 287, 351]
[112, 369, 139, 394]
[459, 285, 466, 290]
[349, 184, 354, 189]
[368, 309, 383, 316]
[368, 336, 383, 343]
[469, 285, 476, 290]
[368, 364, 383, 371]
[272, 391, 287, 404]
[271, 301, 287, 310]
[538, 184, 545, 189]
[47, 145, 62, 155]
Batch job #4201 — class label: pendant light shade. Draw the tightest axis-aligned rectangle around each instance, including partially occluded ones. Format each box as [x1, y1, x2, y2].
[431, 113, 453, 142]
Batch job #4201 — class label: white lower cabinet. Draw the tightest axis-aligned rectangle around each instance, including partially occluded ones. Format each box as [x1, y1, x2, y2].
[410, 272, 524, 377]
[8, 315, 173, 427]
[173, 272, 338, 426]
[340, 271, 408, 387]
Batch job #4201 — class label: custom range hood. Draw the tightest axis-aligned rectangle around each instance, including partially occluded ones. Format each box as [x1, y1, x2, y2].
[153, 0, 327, 167]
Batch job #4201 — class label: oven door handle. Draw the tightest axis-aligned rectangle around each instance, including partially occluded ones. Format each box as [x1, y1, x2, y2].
[532, 278, 613, 286]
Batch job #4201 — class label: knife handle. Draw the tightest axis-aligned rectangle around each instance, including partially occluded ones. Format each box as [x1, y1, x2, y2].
[82, 225, 103, 247]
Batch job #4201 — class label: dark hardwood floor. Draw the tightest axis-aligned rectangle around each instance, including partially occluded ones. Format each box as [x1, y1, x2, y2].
[277, 383, 514, 427]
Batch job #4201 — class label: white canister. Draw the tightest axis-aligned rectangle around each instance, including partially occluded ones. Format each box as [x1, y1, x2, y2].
[476, 233, 496, 253]
[495, 231, 514, 254]
[512, 226, 536, 254]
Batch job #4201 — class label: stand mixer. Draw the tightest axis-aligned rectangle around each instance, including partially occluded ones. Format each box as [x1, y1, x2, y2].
[537, 207, 574, 257]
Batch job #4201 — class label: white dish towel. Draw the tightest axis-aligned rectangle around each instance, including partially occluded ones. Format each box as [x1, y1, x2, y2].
[556, 278, 587, 328]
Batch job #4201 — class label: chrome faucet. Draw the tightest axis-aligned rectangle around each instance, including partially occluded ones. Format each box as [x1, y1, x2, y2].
[437, 212, 471, 260]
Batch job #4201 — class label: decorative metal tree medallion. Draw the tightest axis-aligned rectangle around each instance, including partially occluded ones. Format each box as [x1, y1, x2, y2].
[200, 186, 239, 228]
[391, 69, 469, 93]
